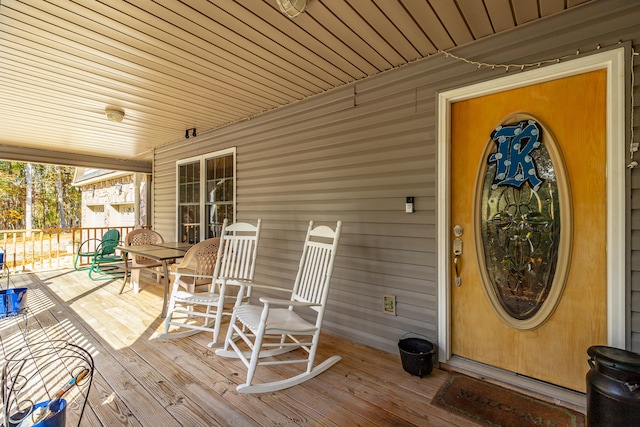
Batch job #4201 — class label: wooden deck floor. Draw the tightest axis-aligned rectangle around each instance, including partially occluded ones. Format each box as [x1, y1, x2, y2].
[0, 270, 494, 426]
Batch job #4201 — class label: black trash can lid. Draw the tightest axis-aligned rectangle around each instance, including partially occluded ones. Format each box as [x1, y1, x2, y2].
[587, 346, 640, 372]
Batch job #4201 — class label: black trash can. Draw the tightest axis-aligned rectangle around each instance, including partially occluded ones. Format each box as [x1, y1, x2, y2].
[586, 346, 640, 427]
[398, 336, 435, 378]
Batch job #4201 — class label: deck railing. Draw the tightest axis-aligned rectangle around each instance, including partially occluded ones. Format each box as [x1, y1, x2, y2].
[0, 226, 135, 272]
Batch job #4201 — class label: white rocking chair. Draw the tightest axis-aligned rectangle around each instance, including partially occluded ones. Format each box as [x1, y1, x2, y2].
[157, 219, 262, 347]
[215, 220, 342, 394]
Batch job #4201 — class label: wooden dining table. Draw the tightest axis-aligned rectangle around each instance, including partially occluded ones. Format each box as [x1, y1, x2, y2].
[116, 242, 192, 317]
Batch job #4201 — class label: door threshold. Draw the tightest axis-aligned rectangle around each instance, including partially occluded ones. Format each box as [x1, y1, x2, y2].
[442, 356, 586, 412]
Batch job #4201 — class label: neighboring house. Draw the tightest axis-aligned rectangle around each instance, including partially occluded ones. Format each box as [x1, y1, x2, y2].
[72, 168, 151, 229]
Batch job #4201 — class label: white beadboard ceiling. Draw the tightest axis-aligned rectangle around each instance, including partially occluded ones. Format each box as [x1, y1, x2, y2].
[0, 0, 591, 170]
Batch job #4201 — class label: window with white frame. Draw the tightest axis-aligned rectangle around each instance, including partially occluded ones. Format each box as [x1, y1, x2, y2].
[177, 148, 235, 243]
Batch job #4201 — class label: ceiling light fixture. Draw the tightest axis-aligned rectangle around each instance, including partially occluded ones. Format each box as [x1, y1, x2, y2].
[277, 0, 307, 18]
[105, 107, 125, 123]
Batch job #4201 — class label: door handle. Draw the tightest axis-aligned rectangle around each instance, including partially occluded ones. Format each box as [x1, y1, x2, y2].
[453, 225, 463, 286]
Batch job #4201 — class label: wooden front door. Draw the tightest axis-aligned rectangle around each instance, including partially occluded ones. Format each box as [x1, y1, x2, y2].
[450, 70, 608, 392]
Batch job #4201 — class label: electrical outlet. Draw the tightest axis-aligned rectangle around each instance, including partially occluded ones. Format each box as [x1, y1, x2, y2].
[383, 294, 396, 315]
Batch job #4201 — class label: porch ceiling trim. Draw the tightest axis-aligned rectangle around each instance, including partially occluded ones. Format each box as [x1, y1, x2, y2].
[0, 143, 152, 173]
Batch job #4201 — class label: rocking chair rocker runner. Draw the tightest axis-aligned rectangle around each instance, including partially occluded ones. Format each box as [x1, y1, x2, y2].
[216, 220, 342, 394]
[73, 229, 124, 280]
[157, 219, 262, 346]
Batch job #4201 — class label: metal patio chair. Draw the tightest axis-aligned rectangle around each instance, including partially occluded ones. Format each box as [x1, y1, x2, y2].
[73, 229, 124, 280]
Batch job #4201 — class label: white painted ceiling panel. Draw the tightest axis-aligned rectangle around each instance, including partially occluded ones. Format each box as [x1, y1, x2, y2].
[0, 0, 592, 166]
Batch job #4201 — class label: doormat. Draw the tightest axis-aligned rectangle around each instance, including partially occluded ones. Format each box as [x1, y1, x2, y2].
[432, 373, 585, 427]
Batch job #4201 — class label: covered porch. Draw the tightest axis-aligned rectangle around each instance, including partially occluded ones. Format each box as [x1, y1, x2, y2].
[1, 269, 478, 427]
[1, 2, 638, 423]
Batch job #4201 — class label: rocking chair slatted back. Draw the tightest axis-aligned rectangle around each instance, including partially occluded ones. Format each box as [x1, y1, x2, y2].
[293, 226, 341, 310]
[213, 220, 261, 283]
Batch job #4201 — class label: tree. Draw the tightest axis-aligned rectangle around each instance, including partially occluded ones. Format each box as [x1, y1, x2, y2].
[0, 161, 81, 229]
[25, 163, 33, 235]
[0, 162, 25, 229]
[56, 166, 67, 228]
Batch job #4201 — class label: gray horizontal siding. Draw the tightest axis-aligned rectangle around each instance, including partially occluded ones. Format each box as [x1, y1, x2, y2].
[155, 0, 640, 355]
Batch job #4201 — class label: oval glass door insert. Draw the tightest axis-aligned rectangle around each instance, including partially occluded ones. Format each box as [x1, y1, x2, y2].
[476, 113, 572, 330]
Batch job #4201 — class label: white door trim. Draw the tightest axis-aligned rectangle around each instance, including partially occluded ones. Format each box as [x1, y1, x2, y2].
[436, 47, 627, 367]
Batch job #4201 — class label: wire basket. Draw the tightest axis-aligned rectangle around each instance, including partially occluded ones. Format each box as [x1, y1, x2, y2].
[1, 340, 94, 427]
